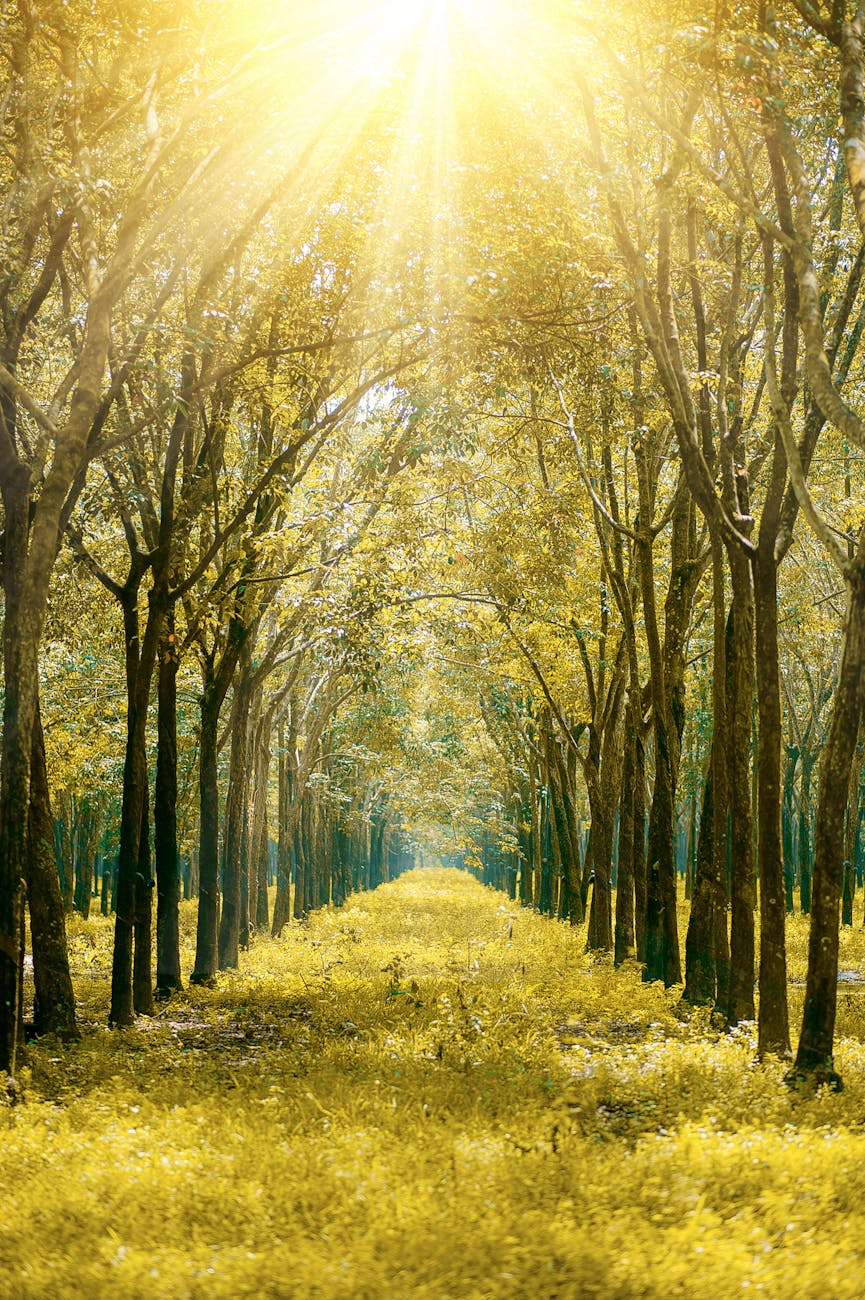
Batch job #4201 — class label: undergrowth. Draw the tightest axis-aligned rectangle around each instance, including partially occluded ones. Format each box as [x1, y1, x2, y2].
[4, 869, 865, 1298]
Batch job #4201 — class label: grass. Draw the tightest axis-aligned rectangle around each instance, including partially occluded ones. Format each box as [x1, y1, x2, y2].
[4, 868, 865, 1297]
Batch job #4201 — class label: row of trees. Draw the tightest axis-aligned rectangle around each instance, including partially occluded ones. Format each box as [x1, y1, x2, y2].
[5, 0, 865, 1091]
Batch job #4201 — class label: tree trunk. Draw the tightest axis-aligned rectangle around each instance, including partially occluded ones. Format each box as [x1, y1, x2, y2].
[518, 788, 533, 907]
[632, 728, 647, 961]
[643, 722, 680, 985]
[753, 535, 790, 1055]
[248, 708, 273, 935]
[191, 674, 222, 984]
[272, 719, 291, 937]
[725, 567, 756, 1025]
[27, 703, 78, 1041]
[293, 811, 307, 920]
[0, 477, 36, 1073]
[782, 747, 798, 914]
[793, 568, 865, 1086]
[614, 715, 636, 965]
[684, 747, 717, 1005]
[588, 687, 624, 952]
[841, 733, 863, 927]
[799, 754, 815, 914]
[218, 659, 254, 970]
[133, 783, 154, 1016]
[256, 823, 270, 931]
[109, 572, 156, 1027]
[154, 616, 182, 996]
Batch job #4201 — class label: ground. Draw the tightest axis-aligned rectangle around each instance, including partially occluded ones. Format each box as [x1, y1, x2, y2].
[4, 869, 865, 1298]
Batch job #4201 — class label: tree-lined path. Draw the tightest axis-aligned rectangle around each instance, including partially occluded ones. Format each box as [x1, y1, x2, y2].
[9, 0, 865, 1291]
[6, 868, 865, 1299]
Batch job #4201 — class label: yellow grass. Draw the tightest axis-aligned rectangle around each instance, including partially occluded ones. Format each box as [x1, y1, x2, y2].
[4, 868, 865, 1298]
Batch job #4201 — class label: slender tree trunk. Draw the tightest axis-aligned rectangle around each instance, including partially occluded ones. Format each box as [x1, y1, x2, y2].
[0, 478, 37, 1073]
[133, 782, 154, 1016]
[633, 728, 647, 961]
[73, 799, 98, 919]
[154, 616, 182, 996]
[799, 754, 815, 914]
[27, 702, 78, 1041]
[218, 660, 253, 971]
[550, 742, 583, 924]
[109, 612, 147, 1026]
[684, 748, 717, 1004]
[753, 539, 790, 1055]
[725, 566, 756, 1025]
[841, 734, 863, 927]
[248, 708, 273, 934]
[518, 788, 533, 907]
[109, 564, 167, 1025]
[272, 719, 291, 937]
[101, 860, 111, 916]
[614, 715, 636, 964]
[588, 688, 624, 952]
[793, 568, 865, 1085]
[54, 803, 74, 915]
[782, 748, 798, 914]
[238, 812, 251, 951]
[293, 811, 307, 920]
[191, 674, 222, 984]
[643, 725, 680, 985]
[256, 822, 270, 931]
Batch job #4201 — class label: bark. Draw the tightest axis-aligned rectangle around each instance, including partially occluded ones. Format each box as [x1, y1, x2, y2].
[191, 672, 222, 984]
[248, 706, 273, 934]
[793, 567, 865, 1086]
[109, 564, 158, 1027]
[518, 787, 533, 907]
[0, 473, 37, 1073]
[27, 703, 78, 1041]
[753, 539, 790, 1054]
[154, 615, 182, 995]
[752, 139, 797, 1057]
[782, 747, 798, 914]
[238, 813, 251, 951]
[218, 656, 254, 970]
[799, 753, 815, 913]
[293, 812, 307, 920]
[549, 740, 583, 924]
[684, 747, 717, 1005]
[255, 811, 270, 932]
[72, 797, 100, 920]
[634, 449, 689, 986]
[633, 727, 648, 961]
[725, 562, 756, 1025]
[709, 541, 732, 1020]
[53, 806, 74, 916]
[133, 782, 154, 1016]
[272, 719, 291, 937]
[191, 614, 250, 983]
[588, 686, 625, 952]
[644, 723, 680, 985]
[841, 733, 864, 926]
[614, 714, 636, 964]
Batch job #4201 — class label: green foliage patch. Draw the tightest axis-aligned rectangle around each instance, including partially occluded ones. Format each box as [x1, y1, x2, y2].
[6, 869, 865, 1298]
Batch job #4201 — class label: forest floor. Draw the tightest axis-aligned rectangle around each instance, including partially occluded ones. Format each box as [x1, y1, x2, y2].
[5, 870, 865, 1298]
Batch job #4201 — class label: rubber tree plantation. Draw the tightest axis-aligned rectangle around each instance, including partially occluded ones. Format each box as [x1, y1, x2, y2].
[5, 1, 865, 1295]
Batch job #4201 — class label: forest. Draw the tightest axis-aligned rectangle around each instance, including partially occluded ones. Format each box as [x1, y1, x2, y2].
[4, 0, 865, 1294]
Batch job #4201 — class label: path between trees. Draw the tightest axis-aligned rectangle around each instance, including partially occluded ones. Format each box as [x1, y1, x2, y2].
[7, 868, 865, 1298]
